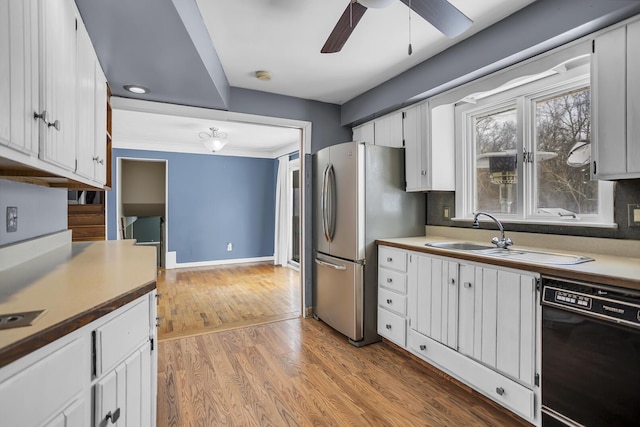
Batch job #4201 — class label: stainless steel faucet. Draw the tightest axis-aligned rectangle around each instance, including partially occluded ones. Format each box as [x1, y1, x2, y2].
[472, 212, 513, 249]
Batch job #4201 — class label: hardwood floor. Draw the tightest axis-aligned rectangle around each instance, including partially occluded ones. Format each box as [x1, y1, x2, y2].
[157, 317, 530, 427]
[157, 262, 301, 340]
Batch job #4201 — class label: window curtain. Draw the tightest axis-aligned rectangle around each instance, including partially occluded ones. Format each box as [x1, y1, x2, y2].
[274, 155, 289, 266]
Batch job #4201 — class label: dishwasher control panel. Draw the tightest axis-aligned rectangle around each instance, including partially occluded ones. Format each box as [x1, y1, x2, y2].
[542, 278, 640, 329]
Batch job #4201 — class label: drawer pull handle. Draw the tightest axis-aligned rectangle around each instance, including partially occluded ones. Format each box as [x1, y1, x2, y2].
[106, 408, 121, 423]
[156, 316, 162, 327]
[386, 257, 393, 262]
[464, 282, 472, 288]
[496, 387, 505, 396]
[386, 299, 392, 304]
[385, 324, 392, 330]
[386, 278, 393, 283]
[419, 344, 426, 351]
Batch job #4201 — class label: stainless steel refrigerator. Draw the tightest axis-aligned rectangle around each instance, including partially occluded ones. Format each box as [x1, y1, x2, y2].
[313, 141, 425, 346]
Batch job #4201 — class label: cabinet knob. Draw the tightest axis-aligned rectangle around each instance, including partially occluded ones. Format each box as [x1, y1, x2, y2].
[386, 299, 393, 304]
[156, 292, 162, 299]
[419, 344, 427, 351]
[386, 278, 393, 283]
[496, 387, 505, 396]
[33, 110, 47, 122]
[421, 170, 427, 176]
[93, 156, 104, 164]
[385, 324, 392, 330]
[48, 119, 60, 131]
[106, 408, 121, 423]
[386, 257, 393, 262]
[450, 278, 456, 285]
[464, 282, 472, 288]
[156, 316, 162, 327]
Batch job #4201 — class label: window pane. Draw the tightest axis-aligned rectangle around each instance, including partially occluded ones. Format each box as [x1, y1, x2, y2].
[535, 87, 598, 216]
[475, 108, 518, 214]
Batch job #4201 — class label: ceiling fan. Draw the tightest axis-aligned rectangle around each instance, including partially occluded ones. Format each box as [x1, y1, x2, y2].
[321, 0, 473, 53]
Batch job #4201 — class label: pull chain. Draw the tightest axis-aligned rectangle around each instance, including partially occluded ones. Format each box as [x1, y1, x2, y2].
[408, 0, 413, 55]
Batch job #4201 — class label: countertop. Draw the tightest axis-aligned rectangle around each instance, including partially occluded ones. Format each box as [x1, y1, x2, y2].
[377, 228, 640, 292]
[0, 238, 157, 368]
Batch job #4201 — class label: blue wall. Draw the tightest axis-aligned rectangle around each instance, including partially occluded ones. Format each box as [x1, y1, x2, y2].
[108, 149, 277, 264]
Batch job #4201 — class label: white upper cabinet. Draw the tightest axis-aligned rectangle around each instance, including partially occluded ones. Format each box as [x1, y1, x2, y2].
[39, 0, 77, 171]
[592, 20, 640, 179]
[374, 112, 404, 147]
[75, 17, 97, 180]
[94, 65, 108, 186]
[352, 121, 374, 144]
[0, 0, 39, 155]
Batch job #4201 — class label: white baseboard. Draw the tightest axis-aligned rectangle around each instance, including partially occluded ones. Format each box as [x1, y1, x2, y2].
[166, 251, 177, 269]
[167, 255, 274, 269]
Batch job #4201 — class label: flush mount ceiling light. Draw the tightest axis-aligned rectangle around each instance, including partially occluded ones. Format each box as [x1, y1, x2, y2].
[123, 84, 150, 94]
[359, 0, 395, 8]
[199, 127, 228, 153]
[255, 70, 272, 81]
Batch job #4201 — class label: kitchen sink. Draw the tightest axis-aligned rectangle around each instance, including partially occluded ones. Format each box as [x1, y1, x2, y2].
[0, 310, 45, 330]
[425, 242, 594, 265]
[425, 242, 497, 251]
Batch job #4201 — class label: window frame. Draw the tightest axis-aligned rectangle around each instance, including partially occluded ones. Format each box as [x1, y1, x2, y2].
[455, 65, 615, 227]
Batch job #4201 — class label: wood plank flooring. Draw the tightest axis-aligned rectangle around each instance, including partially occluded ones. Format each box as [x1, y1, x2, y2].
[157, 263, 301, 340]
[157, 317, 530, 427]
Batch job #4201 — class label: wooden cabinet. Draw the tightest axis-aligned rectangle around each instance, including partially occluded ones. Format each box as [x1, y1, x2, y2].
[457, 263, 537, 386]
[377, 246, 409, 347]
[352, 121, 374, 144]
[373, 112, 403, 147]
[378, 244, 540, 425]
[0, 0, 39, 155]
[39, 0, 77, 171]
[409, 252, 458, 348]
[403, 103, 455, 192]
[592, 20, 640, 180]
[0, 292, 157, 427]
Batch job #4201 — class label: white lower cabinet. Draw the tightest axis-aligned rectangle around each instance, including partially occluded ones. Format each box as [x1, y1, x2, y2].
[379, 245, 541, 425]
[0, 291, 157, 427]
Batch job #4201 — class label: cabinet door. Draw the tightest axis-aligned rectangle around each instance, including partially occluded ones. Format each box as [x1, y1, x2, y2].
[39, 0, 77, 170]
[94, 66, 108, 185]
[413, 254, 458, 348]
[457, 263, 477, 357]
[627, 20, 640, 174]
[44, 397, 87, 427]
[0, 0, 39, 154]
[75, 17, 96, 180]
[95, 341, 153, 427]
[352, 121, 374, 144]
[592, 26, 627, 179]
[403, 104, 429, 192]
[374, 112, 403, 147]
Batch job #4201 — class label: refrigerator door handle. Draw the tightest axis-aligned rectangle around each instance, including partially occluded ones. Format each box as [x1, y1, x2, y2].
[326, 163, 336, 241]
[314, 258, 347, 271]
[322, 164, 330, 241]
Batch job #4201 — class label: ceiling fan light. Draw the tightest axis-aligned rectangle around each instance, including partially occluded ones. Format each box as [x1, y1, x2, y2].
[359, 0, 395, 9]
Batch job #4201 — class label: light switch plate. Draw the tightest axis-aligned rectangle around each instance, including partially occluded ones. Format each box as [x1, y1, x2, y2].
[628, 204, 640, 227]
[6, 206, 18, 232]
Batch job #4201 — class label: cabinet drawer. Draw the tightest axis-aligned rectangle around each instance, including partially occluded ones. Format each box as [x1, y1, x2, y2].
[379, 246, 407, 273]
[0, 338, 84, 427]
[378, 267, 407, 294]
[378, 308, 406, 347]
[378, 288, 407, 316]
[408, 330, 534, 421]
[95, 297, 150, 376]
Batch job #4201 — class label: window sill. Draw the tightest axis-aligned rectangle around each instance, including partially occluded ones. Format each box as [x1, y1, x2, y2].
[451, 217, 618, 229]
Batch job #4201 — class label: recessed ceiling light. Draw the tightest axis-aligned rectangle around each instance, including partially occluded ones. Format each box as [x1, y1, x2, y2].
[123, 85, 150, 94]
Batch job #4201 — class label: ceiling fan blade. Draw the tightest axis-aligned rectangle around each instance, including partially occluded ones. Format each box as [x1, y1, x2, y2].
[400, 0, 472, 38]
[321, 2, 368, 53]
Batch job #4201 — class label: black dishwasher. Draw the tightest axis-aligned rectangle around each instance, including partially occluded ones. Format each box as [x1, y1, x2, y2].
[541, 276, 640, 426]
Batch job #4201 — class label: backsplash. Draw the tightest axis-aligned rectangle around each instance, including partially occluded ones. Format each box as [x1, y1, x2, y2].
[0, 179, 67, 247]
[426, 179, 640, 240]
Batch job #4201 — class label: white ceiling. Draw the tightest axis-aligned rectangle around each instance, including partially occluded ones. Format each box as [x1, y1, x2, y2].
[198, 0, 537, 105]
[113, 0, 537, 157]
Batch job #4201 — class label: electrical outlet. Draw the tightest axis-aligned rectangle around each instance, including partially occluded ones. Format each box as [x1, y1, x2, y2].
[226, 242, 233, 251]
[6, 207, 18, 232]
[629, 204, 640, 227]
[443, 206, 450, 219]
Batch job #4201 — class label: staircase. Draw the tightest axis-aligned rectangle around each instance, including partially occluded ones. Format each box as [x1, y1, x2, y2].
[68, 204, 106, 242]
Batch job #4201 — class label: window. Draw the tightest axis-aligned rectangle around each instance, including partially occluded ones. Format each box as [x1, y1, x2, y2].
[456, 65, 614, 226]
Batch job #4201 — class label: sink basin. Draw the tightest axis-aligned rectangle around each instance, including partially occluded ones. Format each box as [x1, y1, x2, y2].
[425, 242, 497, 251]
[425, 242, 594, 265]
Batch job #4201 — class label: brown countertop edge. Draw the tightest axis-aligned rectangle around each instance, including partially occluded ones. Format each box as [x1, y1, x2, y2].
[0, 280, 156, 368]
[376, 240, 640, 292]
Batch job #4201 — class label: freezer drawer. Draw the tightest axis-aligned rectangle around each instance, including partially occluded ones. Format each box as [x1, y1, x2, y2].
[313, 253, 363, 342]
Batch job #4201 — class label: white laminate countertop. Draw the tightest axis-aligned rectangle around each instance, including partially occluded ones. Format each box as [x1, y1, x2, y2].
[377, 227, 640, 292]
[0, 237, 157, 367]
